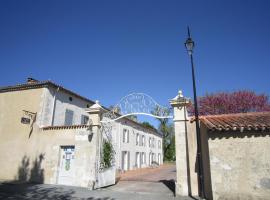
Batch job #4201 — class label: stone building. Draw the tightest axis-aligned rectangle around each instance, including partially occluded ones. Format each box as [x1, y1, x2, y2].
[0, 78, 162, 188]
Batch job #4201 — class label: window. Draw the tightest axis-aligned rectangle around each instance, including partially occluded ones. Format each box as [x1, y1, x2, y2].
[142, 135, 145, 146]
[149, 138, 152, 147]
[136, 133, 140, 146]
[122, 151, 130, 171]
[158, 140, 161, 149]
[123, 129, 129, 143]
[69, 97, 73, 101]
[64, 109, 74, 126]
[136, 152, 141, 168]
[149, 152, 152, 165]
[152, 138, 155, 148]
[81, 115, 89, 125]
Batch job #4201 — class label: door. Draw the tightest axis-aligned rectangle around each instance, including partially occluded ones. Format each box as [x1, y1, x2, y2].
[57, 146, 75, 186]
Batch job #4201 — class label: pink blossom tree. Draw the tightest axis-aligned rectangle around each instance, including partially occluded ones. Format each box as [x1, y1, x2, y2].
[188, 90, 270, 116]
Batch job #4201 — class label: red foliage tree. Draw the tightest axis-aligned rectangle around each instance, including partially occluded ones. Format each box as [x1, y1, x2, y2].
[188, 90, 270, 116]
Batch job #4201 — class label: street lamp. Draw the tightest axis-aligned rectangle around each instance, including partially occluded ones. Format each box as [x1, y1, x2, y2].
[185, 27, 206, 199]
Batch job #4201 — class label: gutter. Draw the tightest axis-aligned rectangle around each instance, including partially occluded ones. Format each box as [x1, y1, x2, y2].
[51, 87, 59, 126]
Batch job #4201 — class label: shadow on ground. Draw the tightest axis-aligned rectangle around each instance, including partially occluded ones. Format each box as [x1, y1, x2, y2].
[159, 179, 175, 195]
[0, 154, 114, 200]
[0, 183, 115, 200]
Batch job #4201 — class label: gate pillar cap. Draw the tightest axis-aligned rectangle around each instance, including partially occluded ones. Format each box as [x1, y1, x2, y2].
[170, 90, 191, 107]
[86, 100, 106, 114]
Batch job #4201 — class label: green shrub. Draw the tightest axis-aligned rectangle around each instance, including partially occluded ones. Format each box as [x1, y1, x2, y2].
[102, 140, 114, 168]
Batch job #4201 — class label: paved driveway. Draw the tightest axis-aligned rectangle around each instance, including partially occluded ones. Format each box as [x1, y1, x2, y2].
[107, 163, 176, 197]
[0, 182, 193, 200]
[0, 164, 194, 200]
[119, 163, 176, 182]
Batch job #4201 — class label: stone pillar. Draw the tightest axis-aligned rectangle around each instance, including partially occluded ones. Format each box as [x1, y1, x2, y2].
[86, 100, 105, 189]
[170, 90, 191, 196]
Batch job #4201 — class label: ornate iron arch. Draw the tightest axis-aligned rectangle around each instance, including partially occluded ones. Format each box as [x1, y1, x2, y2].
[101, 93, 173, 123]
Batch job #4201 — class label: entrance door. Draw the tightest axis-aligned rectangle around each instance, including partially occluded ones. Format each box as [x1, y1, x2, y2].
[57, 146, 75, 186]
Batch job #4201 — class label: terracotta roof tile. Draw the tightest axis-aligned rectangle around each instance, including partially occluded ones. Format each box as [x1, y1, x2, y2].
[194, 112, 270, 132]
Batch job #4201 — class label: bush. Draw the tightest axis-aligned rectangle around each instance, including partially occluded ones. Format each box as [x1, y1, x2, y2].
[102, 140, 114, 168]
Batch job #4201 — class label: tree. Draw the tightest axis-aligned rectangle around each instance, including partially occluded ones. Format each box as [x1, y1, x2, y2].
[164, 135, 175, 161]
[188, 90, 270, 115]
[141, 121, 156, 130]
[152, 107, 175, 161]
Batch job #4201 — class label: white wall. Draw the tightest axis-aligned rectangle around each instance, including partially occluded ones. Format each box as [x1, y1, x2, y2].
[38, 87, 92, 127]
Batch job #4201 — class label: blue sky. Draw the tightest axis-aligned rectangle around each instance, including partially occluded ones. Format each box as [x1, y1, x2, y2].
[1, 0, 270, 124]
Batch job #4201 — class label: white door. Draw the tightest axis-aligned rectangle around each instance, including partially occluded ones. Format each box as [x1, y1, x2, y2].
[57, 146, 75, 186]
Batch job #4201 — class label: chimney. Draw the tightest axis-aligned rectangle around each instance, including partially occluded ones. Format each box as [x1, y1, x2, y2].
[27, 77, 39, 84]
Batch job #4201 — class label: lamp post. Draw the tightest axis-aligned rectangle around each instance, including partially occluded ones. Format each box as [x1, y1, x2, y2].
[185, 27, 206, 199]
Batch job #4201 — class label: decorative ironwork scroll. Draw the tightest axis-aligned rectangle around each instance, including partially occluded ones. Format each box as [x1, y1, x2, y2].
[101, 93, 173, 123]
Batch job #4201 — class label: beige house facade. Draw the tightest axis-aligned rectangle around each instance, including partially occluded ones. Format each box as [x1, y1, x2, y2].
[0, 78, 162, 188]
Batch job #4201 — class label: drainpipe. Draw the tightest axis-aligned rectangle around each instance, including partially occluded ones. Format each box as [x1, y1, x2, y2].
[51, 87, 59, 126]
[118, 123, 121, 169]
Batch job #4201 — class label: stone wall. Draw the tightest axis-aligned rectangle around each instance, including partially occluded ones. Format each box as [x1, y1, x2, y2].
[206, 129, 270, 200]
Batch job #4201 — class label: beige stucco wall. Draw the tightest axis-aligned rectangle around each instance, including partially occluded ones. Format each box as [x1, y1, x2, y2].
[0, 89, 97, 188]
[207, 130, 270, 200]
[0, 88, 44, 181]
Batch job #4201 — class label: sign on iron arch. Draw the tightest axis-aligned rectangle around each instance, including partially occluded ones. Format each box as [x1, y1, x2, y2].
[101, 93, 173, 123]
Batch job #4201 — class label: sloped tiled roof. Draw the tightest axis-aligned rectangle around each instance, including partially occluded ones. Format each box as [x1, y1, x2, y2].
[197, 112, 270, 132]
[0, 80, 96, 104]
